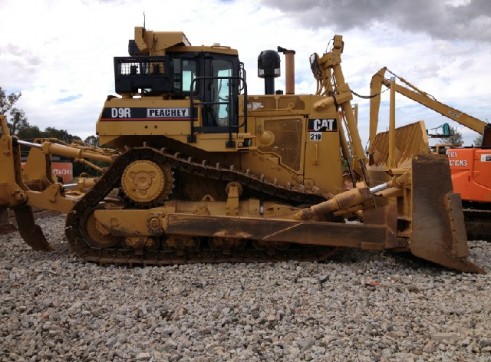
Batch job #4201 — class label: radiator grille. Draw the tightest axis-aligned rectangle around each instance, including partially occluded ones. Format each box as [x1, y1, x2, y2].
[260, 118, 303, 171]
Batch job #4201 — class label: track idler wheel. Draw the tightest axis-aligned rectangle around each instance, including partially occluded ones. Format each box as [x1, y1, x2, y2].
[121, 160, 173, 207]
[84, 213, 120, 249]
[210, 237, 246, 255]
[124, 236, 159, 250]
[164, 235, 200, 255]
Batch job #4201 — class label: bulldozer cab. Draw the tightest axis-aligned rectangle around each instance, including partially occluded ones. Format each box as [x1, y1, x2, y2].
[112, 46, 243, 134]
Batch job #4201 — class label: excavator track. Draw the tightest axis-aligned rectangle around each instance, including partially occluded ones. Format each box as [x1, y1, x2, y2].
[463, 207, 491, 241]
[65, 147, 335, 265]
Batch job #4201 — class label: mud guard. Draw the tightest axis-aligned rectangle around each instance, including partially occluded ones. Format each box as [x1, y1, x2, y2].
[13, 204, 52, 251]
[410, 154, 484, 273]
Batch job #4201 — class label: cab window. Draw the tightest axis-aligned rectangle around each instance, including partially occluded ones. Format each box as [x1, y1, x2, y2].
[173, 59, 196, 93]
[211, 59, 233, 127]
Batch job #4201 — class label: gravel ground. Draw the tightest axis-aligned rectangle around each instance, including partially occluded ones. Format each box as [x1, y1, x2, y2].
[1, 215, 490, 362]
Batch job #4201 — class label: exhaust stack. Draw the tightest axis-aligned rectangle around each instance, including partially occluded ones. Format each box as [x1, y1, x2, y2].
[278, 46, 295, 94]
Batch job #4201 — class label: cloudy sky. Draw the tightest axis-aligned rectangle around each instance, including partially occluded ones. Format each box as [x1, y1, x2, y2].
[0, 0, 489, 146]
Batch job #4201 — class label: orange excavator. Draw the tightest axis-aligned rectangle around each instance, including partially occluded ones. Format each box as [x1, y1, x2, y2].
[370, 67, 491, 240]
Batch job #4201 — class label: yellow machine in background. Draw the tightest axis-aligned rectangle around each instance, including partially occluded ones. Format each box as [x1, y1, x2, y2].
[0, 27, 483, 273]
[370, 68, 491, 240]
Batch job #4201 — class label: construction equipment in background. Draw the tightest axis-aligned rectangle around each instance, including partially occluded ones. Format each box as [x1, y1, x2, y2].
[0, 118, 116, 245]
[427, 123, 451, 139]
[370, 68, 491, 240]
[0, 28, 484, 273]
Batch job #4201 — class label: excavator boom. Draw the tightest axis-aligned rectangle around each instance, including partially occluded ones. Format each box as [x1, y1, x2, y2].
[369, 67, 491, 240]
[370, 67, 489, 141]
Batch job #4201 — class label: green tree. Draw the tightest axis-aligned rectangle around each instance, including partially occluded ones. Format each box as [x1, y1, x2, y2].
[0, 86, 21, 114]
[474, 135, 483, 147]
[1, 85, 101, 178]
[43, 127, 81, 143]
[17, 124, 42, 141]
[0, 87, 31, 135]
[439, 126, 463, 147]
[84, 135, 99, 147]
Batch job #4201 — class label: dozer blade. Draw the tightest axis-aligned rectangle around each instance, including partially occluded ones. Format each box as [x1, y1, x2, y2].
[410, 154, 484, 274]
[0, 207, 16, 234]
[13, 204, 52, 251]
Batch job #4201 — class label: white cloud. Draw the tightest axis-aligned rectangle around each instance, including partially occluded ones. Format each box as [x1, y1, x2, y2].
[0, 0, 489, 146]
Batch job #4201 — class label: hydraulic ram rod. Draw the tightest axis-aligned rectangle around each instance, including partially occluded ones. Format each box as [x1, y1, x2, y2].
[17, 139, 114, 164]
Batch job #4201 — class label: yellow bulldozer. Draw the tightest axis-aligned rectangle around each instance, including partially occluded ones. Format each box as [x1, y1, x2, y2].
[0, 27, 483, 273]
